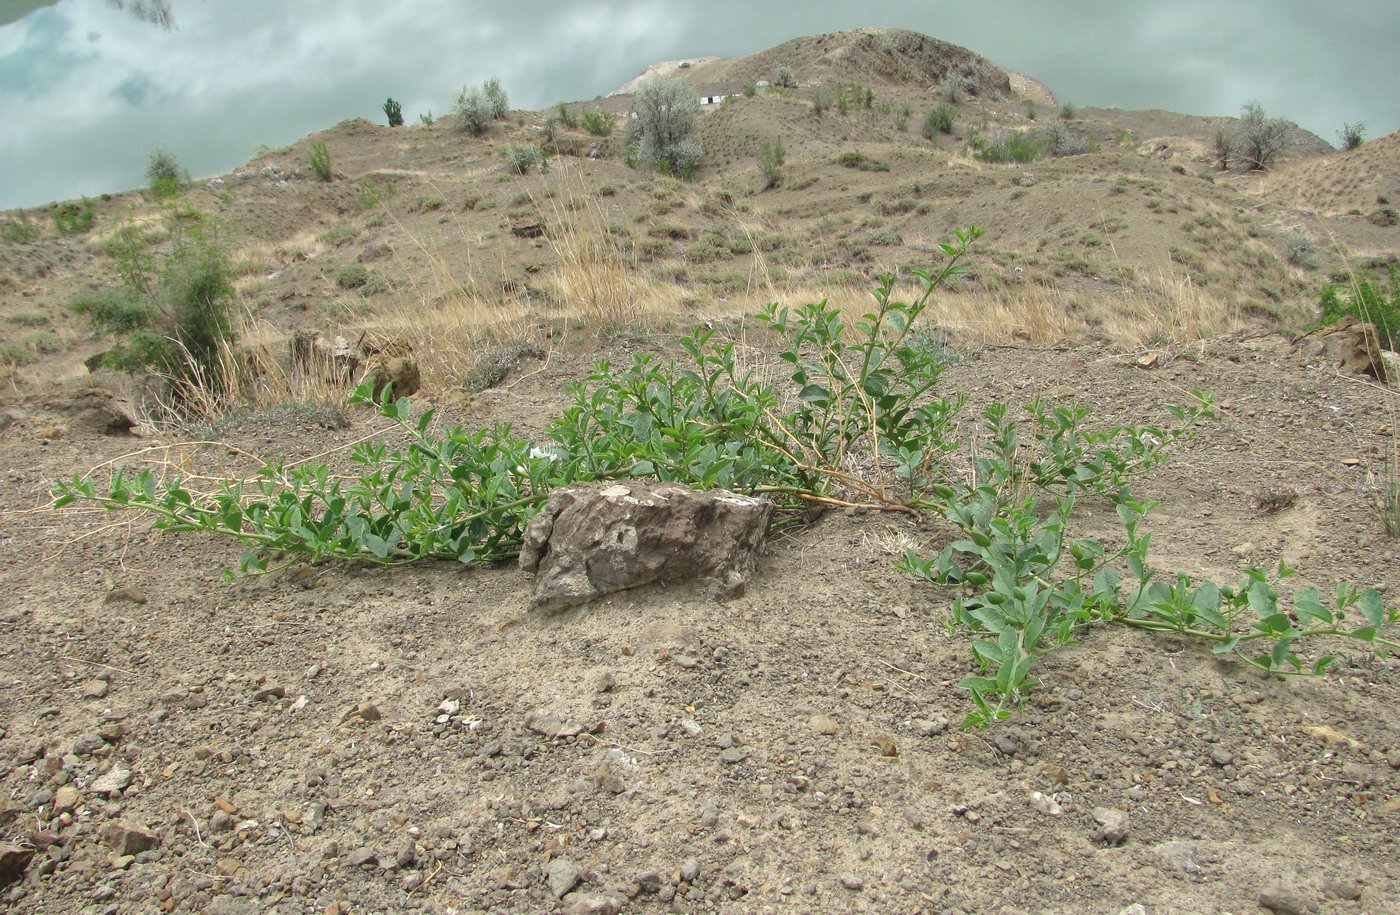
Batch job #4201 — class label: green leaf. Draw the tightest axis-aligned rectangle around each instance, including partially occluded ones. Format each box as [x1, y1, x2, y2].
[1357, 589, 1386, 627]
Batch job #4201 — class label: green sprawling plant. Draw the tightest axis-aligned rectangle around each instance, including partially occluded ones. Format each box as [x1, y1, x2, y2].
[51, 222, 1397, 726]
[53, 198, 96, 236]
[383, 97, 404, 127]
[146, 148, 185, 199]
[897, 397, 1399, 726]
[1317, 265, 1399, 351]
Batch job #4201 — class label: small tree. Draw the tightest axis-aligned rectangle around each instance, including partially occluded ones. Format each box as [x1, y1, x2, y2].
[1236, 100, 1288, 170]
[773, 65, 796, 88]
[146, 148, 184, 198]
[923, 105, 955, 138]
[482, 78, 509, 120]
[629, 76, 703, 178]
[383, 97, 404, 127]
[452, 86, 489, 136]
[1213, 126, 1235, 170]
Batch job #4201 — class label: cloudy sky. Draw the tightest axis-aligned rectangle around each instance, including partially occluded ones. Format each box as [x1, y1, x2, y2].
[1, 0, 1395, 209]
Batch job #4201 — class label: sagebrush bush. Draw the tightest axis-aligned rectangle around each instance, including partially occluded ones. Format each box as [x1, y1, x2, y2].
[628, 77, 703, 178]
[923, 105, 955, 138]
[452, 87, 489, 135]
[482, 78, 509, 119]
[975, 131, 1041, 164]
[383, 97, 404, 127]
[503, 144, 547, 175]
[758, 141, 785, 189]
[1337, 122, 1366, 150]
[773, 65, 795, 88]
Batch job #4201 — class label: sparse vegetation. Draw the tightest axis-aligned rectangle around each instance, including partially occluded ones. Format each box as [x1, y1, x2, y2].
[0, 211, 42, 243]
[1060, 101, 1078, 120]
[773, 65, 795, 88]
[452, 86, 490, 135]
[974, 130, 1042, 164]
[836, 151, 889, 171]
[1317, 265, 1400, 351]
[53, 198, 96, 236]
[580, 110, 613, 137]
[503, 144, 547, 175]
[482, 77, 510, 120]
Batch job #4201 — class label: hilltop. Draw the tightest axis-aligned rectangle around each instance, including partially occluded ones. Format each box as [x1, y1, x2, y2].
[0, 26, 1398, 915]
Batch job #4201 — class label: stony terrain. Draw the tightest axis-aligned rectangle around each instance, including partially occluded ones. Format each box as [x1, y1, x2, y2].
[1, 26, 1398, 915]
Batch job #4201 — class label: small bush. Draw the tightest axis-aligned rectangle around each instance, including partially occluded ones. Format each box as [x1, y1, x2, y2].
[773, 65, 796, 88]
[419, 110, 433, 125]
[452, 86, 489, 135]
[975, 131, 1041, 164]
[1284, 229, 1316, 268]
[743, 81, 757, 98]
[1059, 101, 1078, 120]
[335, 265, 370, 289]
[1040, 123, 1095, 157]
[1337, 122, 1365, 150]
[758, 140, 785, 190]
[1318, 265, 1400, 350]
[628, 77, 703, 178]
[812, 90, 832, 117]
[482, 77, 509, 119]
[554, 102, 579, 129]
[922, 105, 955, 138]
[580, 110, 613, 137]
[53, 199, 96, 236]
[383, 97, 404, 127]
[308, 141, 333, 182]
[146, 148, 185, 198]
[836, 151, 889, 171]
[503, 145, 547, 175]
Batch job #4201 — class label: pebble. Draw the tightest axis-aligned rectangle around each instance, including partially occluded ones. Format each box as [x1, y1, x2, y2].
[838, 873, 864, 890]
[1091, 807, 1130, 845]
[1209, 747, 1234, 767]
[719, 747, 748, 765]
[1322, 877, 1363, 901]
[90, 766, 132, 796]
[566, 894, 624, 915]
[808, 715, 840, 736]
[346, 847, 378, 867]
[912, 717, 949, 736]
[1151, 841, 1200, 874]
[81, 679, 110, 699]
[680, 858, 700, 883]
[1028, 791, 1063, 816]
[102, 822, 159, 857]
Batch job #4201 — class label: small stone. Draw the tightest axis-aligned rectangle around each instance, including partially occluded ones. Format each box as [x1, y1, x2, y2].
[672, 654, 699, 669]
[90, 765, 132, 796]
[1386, 749, 1400, 769]
[395, 842, 415, 869]
[593, 749, 632, 794]
[1118, 906, 1149, 915]
[566, 894, 624, 915]
[52, 786, 80, 814]
[438, 699, 460, 716]
[546, 857, 580, 898]
[1209, 747, 1234, 767]
[1034, 763, 1070, 786]
[102, 821, 159, 856]
[1258, 881, 1314, 914]
[719, 747, 748, 765]
[595, 673, 617, 693]
[1028, 791, 1062, 816]
[680, 858, 700, 883]
[679, 719, 704, 738]
[253, 685, 286, 702]
[838, 873, 864, 890]
[0, 843, 35, 888]
[1091, 807, 1130, 845]
[346, 847, 378, 867]
[214, 797, 238, 815]
[339, 702, 381, 724]
[636, 870, 666, 894]
[1322, 877, 1363, 901]
[912, 717, 949, 737]
[699, 801, 719, 827]
[808, 715, 840, 736]
[81, 680, 110, 699]
[215, 857, 243, 877]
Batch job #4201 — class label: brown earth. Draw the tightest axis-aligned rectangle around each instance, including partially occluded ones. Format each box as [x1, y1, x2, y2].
[0, 26, 1398, 915]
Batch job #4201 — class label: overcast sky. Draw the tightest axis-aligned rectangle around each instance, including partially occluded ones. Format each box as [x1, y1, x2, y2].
[1, 0, 1396, 209]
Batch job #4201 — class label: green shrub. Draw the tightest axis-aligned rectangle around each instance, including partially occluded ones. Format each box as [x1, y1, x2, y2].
[743, 81, 757, 98]
[836, 151, 889, 171]
[1318, 266, 1400, 350]
[335, 265, 371, 289]
[554, 102, 579, 129]
[53, 199, 96, 236]
[773, 65, 795, 88]
[923, 105, 955, 138]
[383, 97, 404, 127]
[503, 145, 547, 175]
[308, 141, 333, 182]
[758, 140, 785, 189]
[146, 148, 184, 198]
[1337, 122, 1365, 150]
[452, 86, 489, 135]
[482, 78, 509, 119]
[1040, 123, 1095, 157]
[69, 286, 155, 332]
[419, 110, 433, 126]
[580, 110, 613, 137]
[1059, 101, 1078, 120]
[811, 90, 832, 117]
[0, 212, 41, 243]
[975, 131, 1042, 164]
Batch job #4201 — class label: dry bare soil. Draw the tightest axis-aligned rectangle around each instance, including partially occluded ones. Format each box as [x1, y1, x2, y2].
[1, 27, 1399, 915]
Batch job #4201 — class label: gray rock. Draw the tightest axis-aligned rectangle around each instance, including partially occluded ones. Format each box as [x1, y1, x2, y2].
[808, 715, 840, 736]
[1322, 877, 1363, 901]
[680, 858, 700, 883]
[593, 749, 632, 794]
[346, 847, 378, 867]
[519, 481, 774, 614]
[1151, 841, 1201, 874]
[1091, 807, 1130, 845]
[1209, 746, 1234, 766]
[1258, 881, 1314, 914]
[90, 765, 132, 796]
[546, 857, 580, 898]
[636, 869, 666, 894]
[838, 873, 865, 890]
[80, 679, 109, 699]
[0, 844, 35, 888]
